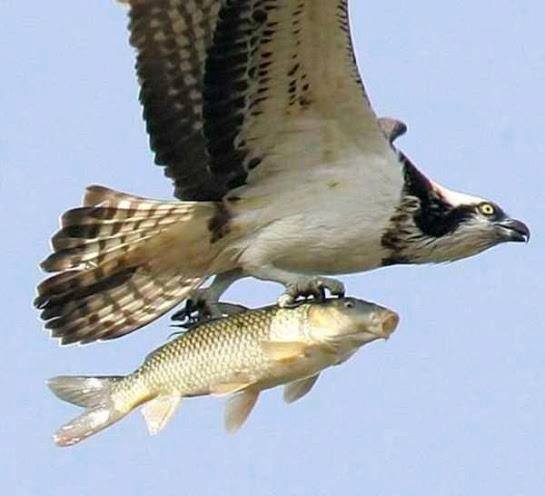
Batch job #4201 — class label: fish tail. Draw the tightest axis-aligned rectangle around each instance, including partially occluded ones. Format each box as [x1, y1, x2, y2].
[48, 375, 131, 447]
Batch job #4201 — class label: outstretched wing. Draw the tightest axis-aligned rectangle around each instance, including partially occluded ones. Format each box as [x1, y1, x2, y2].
[122, 0, 398, 201]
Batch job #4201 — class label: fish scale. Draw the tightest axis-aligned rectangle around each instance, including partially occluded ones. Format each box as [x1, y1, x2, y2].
[128, 305, 305, 397]
[48, 298, 398, 446]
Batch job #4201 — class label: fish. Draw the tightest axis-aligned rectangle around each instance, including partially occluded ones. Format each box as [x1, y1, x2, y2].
[48, 297, 399, 447]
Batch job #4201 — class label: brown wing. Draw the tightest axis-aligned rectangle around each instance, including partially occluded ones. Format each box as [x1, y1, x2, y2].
[121, 0, 395, 201]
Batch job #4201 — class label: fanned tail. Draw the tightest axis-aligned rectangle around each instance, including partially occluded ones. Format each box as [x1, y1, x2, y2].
[35, 186, 218, 344]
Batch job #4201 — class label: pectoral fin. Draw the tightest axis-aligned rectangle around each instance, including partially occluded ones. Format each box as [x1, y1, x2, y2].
[224, 390, 260, 434]
[141, 395, 182, 435]
[283, 374, 320, 404]
[261, 340, 310, 363]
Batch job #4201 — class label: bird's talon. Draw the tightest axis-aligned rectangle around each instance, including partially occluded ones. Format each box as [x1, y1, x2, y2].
[278, 294, 295, 308]
[172, 297, 213, 328]
[318, 286, 326, 300]
[278, 277, 345, 307]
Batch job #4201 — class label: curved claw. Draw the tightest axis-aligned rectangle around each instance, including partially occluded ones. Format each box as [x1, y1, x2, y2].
[333, 287, 346, 298]
[277, 277, 346, 308]
[277, 294, 300, 308]
[171, 299, 209, 329]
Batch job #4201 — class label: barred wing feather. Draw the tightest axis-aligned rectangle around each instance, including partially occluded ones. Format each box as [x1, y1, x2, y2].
[121, 0, 396, 201]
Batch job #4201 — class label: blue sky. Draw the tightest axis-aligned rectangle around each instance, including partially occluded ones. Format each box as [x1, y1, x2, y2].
[2, 1, 544, 494]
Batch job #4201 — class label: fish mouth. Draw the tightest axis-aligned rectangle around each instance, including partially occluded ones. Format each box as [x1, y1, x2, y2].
[348, 310, 399, 342]
[375, 310, 400, 339]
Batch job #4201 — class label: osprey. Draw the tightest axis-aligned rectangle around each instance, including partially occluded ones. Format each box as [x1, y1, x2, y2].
[35, 0, 529, 344]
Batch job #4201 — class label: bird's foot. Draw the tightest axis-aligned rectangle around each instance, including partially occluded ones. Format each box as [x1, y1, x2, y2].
[277, 276, 345, 308]
[171, 287, 221, 328]
[172, 288, 249, 329]
[171, 299, 215, 328]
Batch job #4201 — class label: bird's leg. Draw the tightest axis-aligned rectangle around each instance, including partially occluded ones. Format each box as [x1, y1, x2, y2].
[172, 270, 244, 325]
[248, 266, 345, 307]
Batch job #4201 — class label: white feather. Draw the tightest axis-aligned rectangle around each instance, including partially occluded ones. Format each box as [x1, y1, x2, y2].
[232, 110, 404, 276]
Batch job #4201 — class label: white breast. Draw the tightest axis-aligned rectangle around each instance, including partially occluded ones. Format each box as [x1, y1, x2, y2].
[231, 112, 404, 275]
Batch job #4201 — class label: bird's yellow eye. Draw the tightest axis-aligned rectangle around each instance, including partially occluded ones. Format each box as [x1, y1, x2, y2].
[479, 203, 496, 216]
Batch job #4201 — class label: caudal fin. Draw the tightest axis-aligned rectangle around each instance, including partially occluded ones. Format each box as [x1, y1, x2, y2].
[35, 186, 214, 344]
[48, 375, 127, 447]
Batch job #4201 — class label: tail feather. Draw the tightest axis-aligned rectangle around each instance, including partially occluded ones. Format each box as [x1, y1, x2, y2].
[43, 231, 158, 272]
[47, 272, 200, 344]
[41, 267, 147, 322]
[60, 203, 189, 227]
[83, 184, 169, 208]
[36, 186, 215, 345]
[40, 265, 202, 345]
[36, 264, 139, 313]
[48, 376, 128, 447]
[44, 188, 192, 270]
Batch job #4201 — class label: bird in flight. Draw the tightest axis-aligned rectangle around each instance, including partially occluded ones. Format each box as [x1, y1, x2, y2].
[35, 0, 529, 345]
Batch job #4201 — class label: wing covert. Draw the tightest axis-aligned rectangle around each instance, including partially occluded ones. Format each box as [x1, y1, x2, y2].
[122, 0, 396, 201]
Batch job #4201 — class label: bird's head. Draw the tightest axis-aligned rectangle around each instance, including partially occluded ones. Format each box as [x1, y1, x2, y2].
[382, 157, 530, 265]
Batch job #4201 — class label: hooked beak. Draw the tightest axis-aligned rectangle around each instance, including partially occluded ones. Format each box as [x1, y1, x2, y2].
[496, 218, 530, 243]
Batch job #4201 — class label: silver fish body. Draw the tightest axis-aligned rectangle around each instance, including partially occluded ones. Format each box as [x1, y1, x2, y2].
[48, 297, 399, 446]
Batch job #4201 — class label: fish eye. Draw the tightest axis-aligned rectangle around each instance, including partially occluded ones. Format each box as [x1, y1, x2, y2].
[478, 203, 496, 216]
[344, 301, 355, 309]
